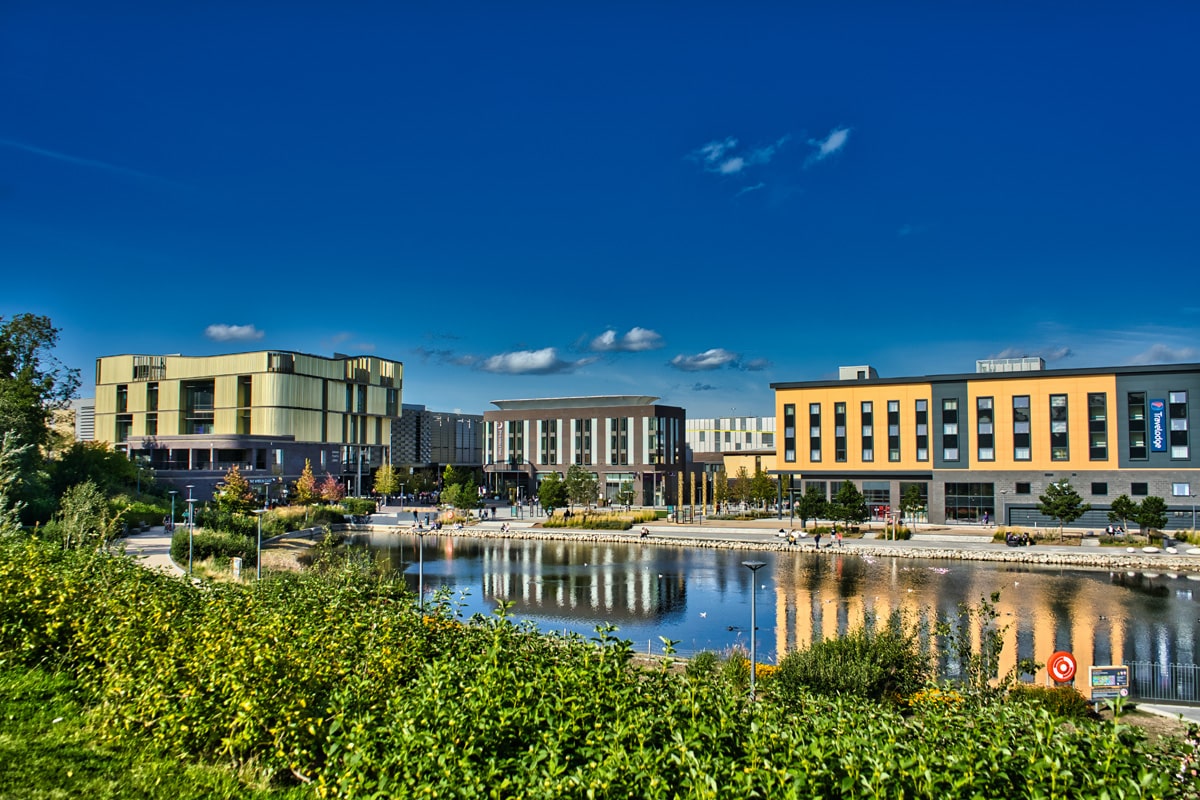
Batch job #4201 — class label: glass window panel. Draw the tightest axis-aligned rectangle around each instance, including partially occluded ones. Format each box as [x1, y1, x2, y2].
[1169, 391, 1187, 404]
[1015, 447, 1031, 460]
[1172, 446, 1190, 459]
[978, 447, 994, 460]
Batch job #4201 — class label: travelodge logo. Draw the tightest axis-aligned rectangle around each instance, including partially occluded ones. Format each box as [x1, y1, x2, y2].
[1150, 399, 1167, 452]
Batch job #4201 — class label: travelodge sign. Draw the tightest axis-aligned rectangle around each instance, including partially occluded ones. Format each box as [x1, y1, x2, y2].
[1150, 399, 1167, 452]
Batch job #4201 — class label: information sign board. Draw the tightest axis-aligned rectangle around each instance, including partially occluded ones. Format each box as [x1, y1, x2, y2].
[1088, 665, 1130, 701]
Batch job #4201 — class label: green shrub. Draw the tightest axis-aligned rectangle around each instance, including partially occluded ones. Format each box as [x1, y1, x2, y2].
[773, 611, 933, 706]
[341, 497, 376, 515]
[1006, 683, 1094, 719]
[114, 500, 168, 528]
[685, 650, 720, 679]
[542, 512, 632, 530]
[170, 527, 256, 566]
[308, 506, 347, 526]
[195, 507, 256, 537]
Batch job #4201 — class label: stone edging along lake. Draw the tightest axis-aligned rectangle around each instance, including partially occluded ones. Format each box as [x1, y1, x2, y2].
[319, 524, 1200, 573]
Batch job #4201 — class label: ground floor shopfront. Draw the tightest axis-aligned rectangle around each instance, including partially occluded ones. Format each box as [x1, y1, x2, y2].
[775, 469, 1199, 530]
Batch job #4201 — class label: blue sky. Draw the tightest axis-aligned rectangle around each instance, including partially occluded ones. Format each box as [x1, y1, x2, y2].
[3, 2, 1198, 418]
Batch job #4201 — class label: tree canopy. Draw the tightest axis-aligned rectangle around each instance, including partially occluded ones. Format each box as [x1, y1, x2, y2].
[538, 473, 568, 515]
[828, 481, 869, 532]
[1135, 495, 1168, 535]
[795, 484, 826, 529]
[1037, 481, 1091, 539]
[373, 464, 399, 499]
[213, 465, 256, 515]
[564, 465, 598, 509]
[294, 459, 318, 505]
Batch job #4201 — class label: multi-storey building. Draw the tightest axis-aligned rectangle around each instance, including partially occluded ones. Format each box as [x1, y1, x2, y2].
[93, 350, 402, 500]
[482, 396, 686, 506]
[771, 360, 1200, 529]
[391, 403, 483, 481]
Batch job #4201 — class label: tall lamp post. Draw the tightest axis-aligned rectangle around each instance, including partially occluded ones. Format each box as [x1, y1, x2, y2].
[185, 484, 195, 577]
[742, 560, 767, 699]
[417, 529, 425, 610]
[1191, 493, 1197, 535]
[168, 490, 177, 533]
[253, 508, 267, 581]
[399, 482, 406, 512]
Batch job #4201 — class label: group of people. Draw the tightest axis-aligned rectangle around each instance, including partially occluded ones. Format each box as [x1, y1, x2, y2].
[1104, 524, 1126, 535]
[1005, 531, 1034, 546]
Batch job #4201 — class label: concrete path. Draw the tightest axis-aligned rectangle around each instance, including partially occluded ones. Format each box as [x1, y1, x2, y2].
[120, 526, 184, 576]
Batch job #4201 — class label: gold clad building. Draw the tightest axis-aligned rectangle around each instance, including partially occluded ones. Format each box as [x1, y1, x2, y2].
[771, 359, 1199, 528]
[93, 351, 402, 501]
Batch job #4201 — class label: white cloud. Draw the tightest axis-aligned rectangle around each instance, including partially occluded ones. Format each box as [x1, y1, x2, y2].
[718, 156, 745, 174]
[693, 137, 738, 167]
[670, 348, 740, 372]
[735, 182, 765, 198]
[204, 323, 264, 342]
[590, 327, 664, 353]
[479, 347, 592, 375]
[806, 127, 850, 165]
[0, 137, 171, 183]
[1130, 343, 1200, 365]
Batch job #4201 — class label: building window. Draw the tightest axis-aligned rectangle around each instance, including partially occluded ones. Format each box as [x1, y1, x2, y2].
[1050, 394, 1069, 460]
[1131, 482, 1148, 496]
[809, 403, 821, 462]
[574, 418, 592, 465]
[1169, 390, 1190, 459]
[1173, 482, 1192, 497]
[1091, 482, 1108, 496]
[267, 352, 294, 373]
[1128, 392, 1147, 460]
[944, 482, 994, 524]
[181, 380, 215, 435]
[915, 399, 928, 461]
[783, 404, 796, 463]
[540, 420, 557, 465]
[762, 433, 774, 447]
[144, 413, 157, 436]
[507, 421, 524, 465]
[115, 384, 128, 413]
[976, 397, 994, 461]
[1013, 395, 1031, 461]
[887, 400, 900, 462]
[1088, 392, 1107, 460]
[861, 401, 874, 462]
[146, 382, 159, 412]
[834, 402, 847, 462]
[608, 417, 629, 465]
[1015, 482, 1031, 495]
[941, 398, 959, 462]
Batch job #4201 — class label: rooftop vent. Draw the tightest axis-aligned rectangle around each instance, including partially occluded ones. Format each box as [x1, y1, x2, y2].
[976, 357, 1045, 373]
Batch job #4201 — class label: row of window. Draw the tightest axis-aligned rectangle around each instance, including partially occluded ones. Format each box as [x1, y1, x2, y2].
[491, 417, 680, 467]
[782, 391, 1191, 463]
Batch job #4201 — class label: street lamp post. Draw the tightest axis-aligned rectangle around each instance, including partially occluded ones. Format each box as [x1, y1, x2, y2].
[1191, 493, 1197, 535]
[742, 560, 767, 700]
[399, 482, 406, 512]
[417, 529, 425, 610]
[253, 508, 267, 581]
[185, 484, 195, 577]
[168, 490, 177, 533]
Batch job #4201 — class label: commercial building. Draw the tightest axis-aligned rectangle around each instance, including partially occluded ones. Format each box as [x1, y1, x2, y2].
[771, 360, 1200, 529]
[482, 396, 686, 507]
[93, 350, 402, 500]
[391, 403, 483, 482]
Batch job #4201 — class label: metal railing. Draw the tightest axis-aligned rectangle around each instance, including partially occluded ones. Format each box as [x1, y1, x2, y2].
[1128, 661, 1200, 705]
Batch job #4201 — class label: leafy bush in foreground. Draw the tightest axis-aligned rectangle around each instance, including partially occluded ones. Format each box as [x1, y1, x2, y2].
[170, 527, 256, 565]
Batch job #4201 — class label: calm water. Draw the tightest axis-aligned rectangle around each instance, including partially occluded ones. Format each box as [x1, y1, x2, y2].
[351, 533, 1200, 679]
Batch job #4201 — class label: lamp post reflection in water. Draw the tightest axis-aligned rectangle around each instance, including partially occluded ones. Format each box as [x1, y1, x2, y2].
[417, 530, 424, 610]
[742, 560, 766, 699]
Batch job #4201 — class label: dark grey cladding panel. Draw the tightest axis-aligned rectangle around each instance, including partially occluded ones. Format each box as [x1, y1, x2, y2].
[931, 381, 969, 470]
[1115, 371, 1200, 469]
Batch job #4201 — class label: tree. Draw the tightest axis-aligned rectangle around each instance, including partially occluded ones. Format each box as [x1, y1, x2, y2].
[713, 470, 729, 512]
[0, 433, 29, 535]
[0, 314, 80, 521]
[1107, 494, 1138, 534]
[294, 459, 318, 505]
[443, 481, 481, 513]
[1037, 480, 1091, 540]
[564, 465, 598, 510]
[213, 464, 256, 515]
[373, 463, 399, 503]
[828, 481, 869, 533]
[0, 314, 80, 459]
[796, 484, 827, 530]
[1135, 495, 1168, 537]
[56, 480, 123, 550]
[319, 472, 345, 503]
[750, 468, 775, 509]
[900, 485, 926, 531]
[615, 480, 635, 510]
[50, 441, 139, 499]
[538, 473, 568, 516]
[730, 467, 753, 509]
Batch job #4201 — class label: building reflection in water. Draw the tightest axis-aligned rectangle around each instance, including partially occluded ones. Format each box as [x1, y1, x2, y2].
[353, 533, 1200, 676]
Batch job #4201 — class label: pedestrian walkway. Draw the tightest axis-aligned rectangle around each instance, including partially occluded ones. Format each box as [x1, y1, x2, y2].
[120, 526, 184, 576]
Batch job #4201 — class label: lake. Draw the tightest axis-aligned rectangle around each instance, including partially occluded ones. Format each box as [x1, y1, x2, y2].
[351, 532, 1200, 681]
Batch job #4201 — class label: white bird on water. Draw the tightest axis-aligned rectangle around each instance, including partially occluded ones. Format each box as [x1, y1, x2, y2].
[699, 612, 707, 618]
